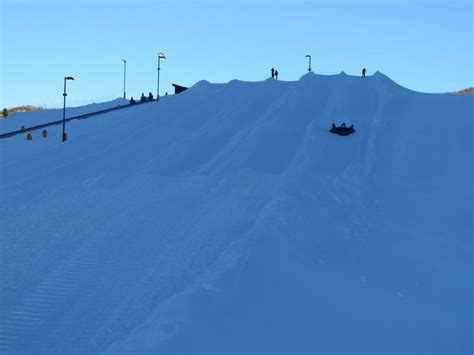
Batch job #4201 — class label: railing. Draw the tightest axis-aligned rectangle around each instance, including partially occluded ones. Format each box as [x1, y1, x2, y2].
[0, 99, 156, 140]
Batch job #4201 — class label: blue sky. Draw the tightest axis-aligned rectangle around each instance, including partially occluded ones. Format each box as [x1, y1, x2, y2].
[1, 0, 472, 108]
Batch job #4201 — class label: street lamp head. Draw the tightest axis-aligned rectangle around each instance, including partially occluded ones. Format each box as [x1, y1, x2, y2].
[305, 54, 311, 58]
[158, 53, 166, 59]
[122, 59, 126, 63]
[65, 76, 75, 80]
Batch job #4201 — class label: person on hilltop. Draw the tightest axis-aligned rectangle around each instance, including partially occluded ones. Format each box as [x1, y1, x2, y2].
[362, 68, 367, 77]
[130, 97, 136, 104]
[140, 93, 146, 102]
[271, 68, 275, 79]
[148, 92, 154, 100]
[275, 70, 279, 80]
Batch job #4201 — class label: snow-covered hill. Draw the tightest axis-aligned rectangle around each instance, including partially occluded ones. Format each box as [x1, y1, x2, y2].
[0, 98, 129, 133]
[0, 72, 472, 354]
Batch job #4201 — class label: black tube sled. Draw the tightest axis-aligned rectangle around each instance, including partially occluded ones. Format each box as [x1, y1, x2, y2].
[330, 123, 355, 136]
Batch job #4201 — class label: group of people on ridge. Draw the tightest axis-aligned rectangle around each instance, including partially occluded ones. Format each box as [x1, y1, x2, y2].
[141, 92, 154, 102]
[271, 68, 279, 80]
[130, 92, 154, 104]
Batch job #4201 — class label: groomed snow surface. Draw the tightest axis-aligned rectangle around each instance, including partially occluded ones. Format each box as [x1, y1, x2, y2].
[0, 72, 472, 354]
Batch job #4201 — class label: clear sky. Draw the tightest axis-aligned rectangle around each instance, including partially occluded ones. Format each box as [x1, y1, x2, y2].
[1, 0, 472, 108]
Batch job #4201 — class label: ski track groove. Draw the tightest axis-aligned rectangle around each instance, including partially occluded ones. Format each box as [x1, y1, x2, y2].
[0, 201, 172, 354]
[0, 218, 123, 353]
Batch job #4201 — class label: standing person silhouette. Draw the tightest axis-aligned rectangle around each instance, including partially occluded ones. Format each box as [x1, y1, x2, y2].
[271, 68, 275, 79]
[362, 68, 367, 77]
[275, 70, 279, 80]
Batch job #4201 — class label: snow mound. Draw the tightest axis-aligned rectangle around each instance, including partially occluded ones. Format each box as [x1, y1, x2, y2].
[0, 73, 472, 354]
[0, 98, 129, 133]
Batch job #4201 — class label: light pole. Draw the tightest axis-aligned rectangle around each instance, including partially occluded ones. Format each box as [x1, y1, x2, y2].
[62, 76, 74, 142]
[122, 59, 127, 99]
[305, 54, 312, 72]
[157, 52, 166, 101]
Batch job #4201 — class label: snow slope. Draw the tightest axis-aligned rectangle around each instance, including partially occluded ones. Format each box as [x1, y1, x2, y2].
[0, 98, 129, 133]
[0, 72, 472, 354]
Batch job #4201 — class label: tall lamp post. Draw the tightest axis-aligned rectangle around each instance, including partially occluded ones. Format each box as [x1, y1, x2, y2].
[62, 76, 75, 142]
[305, 54, 312, 72]
[122, 59, 127, 99]
[157, 52, 166, 101]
